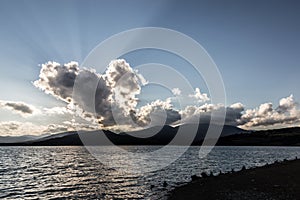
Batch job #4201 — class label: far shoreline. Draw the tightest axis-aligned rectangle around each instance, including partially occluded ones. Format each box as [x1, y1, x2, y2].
[1, 126, 300, 146]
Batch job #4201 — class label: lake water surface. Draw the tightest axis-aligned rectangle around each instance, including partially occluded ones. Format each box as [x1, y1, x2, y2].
[1, 146, 300, 199]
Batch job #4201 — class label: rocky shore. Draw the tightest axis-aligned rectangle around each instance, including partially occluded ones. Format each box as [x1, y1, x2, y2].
[168, 158, 300, 200]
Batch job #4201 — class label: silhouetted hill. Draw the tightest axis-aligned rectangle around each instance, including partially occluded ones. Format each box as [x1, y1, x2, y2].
[217, 127, 300, 146]
[0, 124, 245, 146]
[2, 125, 300, 146]
[0, 135, 46, 143]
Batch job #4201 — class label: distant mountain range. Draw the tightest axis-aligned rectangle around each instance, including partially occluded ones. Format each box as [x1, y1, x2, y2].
[1, 124, 300, 146]
[0, 135, 46, 143]
[217, 127, 300, 146]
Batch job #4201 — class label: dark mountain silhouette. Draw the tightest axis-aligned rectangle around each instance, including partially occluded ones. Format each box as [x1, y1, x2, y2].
[0, 123, 245, 146]
[216, 127, 300, 146]
[0, 135, 46, 143]
[1, 124, 300, 146]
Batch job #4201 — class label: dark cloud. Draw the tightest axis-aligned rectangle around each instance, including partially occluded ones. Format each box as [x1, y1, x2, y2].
[165, 109, 181, 124]
[5, 102, 33, 114]
[0, 100, 37, 116]
[225, 103, 244, 126]
[34, 59, 148, 130]
[34, 61, 79, 102]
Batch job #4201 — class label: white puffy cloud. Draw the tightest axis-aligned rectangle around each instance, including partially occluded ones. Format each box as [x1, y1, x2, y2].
[238, 95, 300, 129]
[189, 88, 210, 103]
[178, 102, 243, 126]
[172, 88, 181, 96]
[135, 98, 181, 127]
[277, 94, 297, 114]
[106, 59, 147, 116]
[43, 106, 73, 115]
[230, 102, 244, 111]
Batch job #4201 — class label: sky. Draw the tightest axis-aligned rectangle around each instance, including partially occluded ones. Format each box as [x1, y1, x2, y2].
[0, 0, 299, 136]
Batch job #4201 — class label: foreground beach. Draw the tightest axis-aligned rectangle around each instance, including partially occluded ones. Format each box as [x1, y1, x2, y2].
[169, 159, 300, 200]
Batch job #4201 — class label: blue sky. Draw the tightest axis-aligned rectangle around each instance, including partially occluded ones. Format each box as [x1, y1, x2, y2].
[0, 0, 299, 135]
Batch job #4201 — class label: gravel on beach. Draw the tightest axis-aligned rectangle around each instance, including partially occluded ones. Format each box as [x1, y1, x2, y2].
[169, 159, 300, 200]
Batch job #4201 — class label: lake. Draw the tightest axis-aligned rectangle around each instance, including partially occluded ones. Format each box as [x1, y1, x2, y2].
[1, 146, 300, 199]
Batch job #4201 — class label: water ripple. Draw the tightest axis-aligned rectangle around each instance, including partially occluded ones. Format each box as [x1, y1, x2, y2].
[0, 146, 300, 199]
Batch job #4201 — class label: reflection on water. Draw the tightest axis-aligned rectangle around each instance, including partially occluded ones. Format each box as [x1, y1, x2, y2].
[0, 146, 300, 199]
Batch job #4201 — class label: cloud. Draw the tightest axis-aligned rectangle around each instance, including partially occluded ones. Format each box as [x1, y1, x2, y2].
[172, 88, 181, 96]
[277, 94, 297, 113]
[178, 95, 300, 129]
[0, 100, 39, 117]
[33, 61, 79, 103]
[238, 95, 300, 129]
[189, 88, 210, 103]
[0, 120, 100, 136]
[3, 58, 299, 136]
[43, 106, 73, 115]
[178, 102, 244, 126]
[0, 99, 74, 119]
[106, 59, 147, 116]
[136, 98, 181, 127]
[2, 94, 298, 136]
[226, 103, 245, 125]
[62, 120, 98, 131]
[32, 59, 300, 132]
[34, 59, 148, 130]
[35, 60, 218, 131]
[0, 121, 47, 136]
